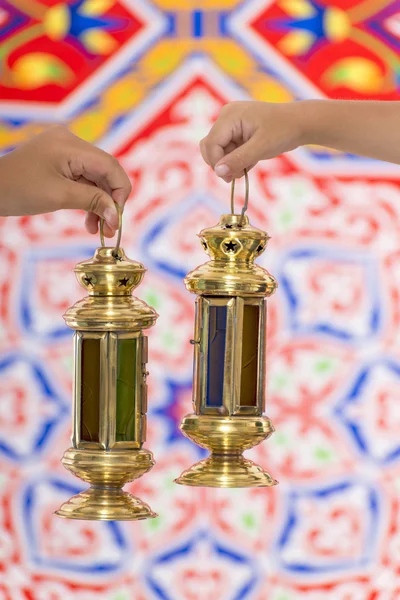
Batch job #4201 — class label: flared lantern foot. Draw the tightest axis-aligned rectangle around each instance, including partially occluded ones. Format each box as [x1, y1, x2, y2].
[55, 487, 157, 521]
[56, 447, 156, 520]
[175, 415, 277, 488]
[175, 454, 277, 488]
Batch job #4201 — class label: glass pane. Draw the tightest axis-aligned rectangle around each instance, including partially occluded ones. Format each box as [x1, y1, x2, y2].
[206, 306, 227, 407]
[116, 338, 137, 442]
[81, 339, 100, 442]
[240, 305, 259, 406]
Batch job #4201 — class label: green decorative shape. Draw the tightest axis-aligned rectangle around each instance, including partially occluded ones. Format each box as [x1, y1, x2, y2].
[242, 512, 256, 529]
[116, 339, 137, 442]
[162, 330, 176, 348]
[315, 446, 332, 461]
[145, 290, 160, 309]
[332, 66, 348, 81]
[274, 432, 288, 446]
[165, 476, 175, 490]
[148, 516, 162, 530]
[280, 210, 294, 227]
[315, 358, 333, 373]
[271, 374, 288, 390]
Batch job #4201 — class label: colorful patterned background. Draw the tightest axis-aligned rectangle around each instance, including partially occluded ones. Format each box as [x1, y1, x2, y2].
[1, 0, 400, 598]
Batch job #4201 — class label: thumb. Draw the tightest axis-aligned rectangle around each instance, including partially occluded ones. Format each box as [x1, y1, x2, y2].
[63, 180, 118, 232]
[215, 134, 263, 179]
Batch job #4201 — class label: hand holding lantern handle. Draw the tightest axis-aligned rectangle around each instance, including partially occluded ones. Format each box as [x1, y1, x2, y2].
[0, 126, 131, 236]
[200, 100, 400, 182]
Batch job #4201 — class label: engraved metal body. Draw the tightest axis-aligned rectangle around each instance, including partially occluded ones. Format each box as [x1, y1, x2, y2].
[56, 240, 158, 520]
[175, 212, 278, 488]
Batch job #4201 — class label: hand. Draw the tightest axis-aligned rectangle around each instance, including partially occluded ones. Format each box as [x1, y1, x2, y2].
[0, 125, 132, 237]
[200, 101, 304, 182]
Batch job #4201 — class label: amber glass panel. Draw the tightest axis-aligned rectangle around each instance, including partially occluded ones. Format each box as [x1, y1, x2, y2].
[116, 339, 137, 442]
[205, 306, 227, 407]
[240, 305, 259, 406]
[80, 338, 100, 442]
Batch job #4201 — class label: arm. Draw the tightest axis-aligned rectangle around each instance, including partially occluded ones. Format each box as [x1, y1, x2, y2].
[0, 126, 132, 237]
[200, 100, 400, 182]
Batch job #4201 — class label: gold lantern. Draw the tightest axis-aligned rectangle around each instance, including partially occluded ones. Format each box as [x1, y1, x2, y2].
[175, 173, 278, 488]
[56, 209, 158, 520]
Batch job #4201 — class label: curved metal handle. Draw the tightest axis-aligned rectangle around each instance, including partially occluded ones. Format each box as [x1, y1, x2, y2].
[230, 168, 249, 224]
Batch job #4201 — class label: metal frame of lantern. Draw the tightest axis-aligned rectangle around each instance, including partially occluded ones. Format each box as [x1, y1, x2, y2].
[175, 171, 278, 488]
[56, 207, 158, 520]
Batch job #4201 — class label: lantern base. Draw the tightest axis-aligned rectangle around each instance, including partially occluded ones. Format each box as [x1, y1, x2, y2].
[55, 446, 157, 520]
[174, 414, 277, 488]
[55, 487, 157, 521]
[175, 453, 277, 488]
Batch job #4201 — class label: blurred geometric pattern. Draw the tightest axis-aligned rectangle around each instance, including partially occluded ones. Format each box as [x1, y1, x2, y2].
[0, 0, 400, 598]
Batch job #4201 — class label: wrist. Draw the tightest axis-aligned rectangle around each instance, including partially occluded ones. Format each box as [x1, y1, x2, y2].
[293, 100, 326, 147]
[0, 154, 12, 214]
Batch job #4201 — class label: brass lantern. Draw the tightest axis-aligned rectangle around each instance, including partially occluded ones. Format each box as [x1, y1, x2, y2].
[175, 173, 278, 488]
[56, 209, 158, 520]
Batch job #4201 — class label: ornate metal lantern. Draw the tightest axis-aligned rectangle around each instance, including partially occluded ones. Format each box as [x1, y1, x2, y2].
[56, 209, 158, 520]
[175, 173, 278, 487]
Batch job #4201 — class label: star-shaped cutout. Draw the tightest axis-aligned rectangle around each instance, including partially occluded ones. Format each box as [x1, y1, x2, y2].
[83, 275, 94, 286]
[118, 277, 130, 287]
[256, 244, 265, 254]
[223, 240, 238, 253]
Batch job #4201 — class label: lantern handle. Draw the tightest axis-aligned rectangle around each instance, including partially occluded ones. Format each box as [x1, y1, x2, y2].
[230, 168, 249, 224]
[99, 202, 123, 256]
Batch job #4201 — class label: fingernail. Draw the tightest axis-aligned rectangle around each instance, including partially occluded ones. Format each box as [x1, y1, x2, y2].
[104, 207, 117, 229]
[215, 164, 230, 177]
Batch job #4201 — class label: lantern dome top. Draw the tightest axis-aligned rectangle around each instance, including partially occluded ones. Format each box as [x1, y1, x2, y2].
[198, 214, 270, 263]
[74, 247, 145, 297]
[64, 247, 158, 331]
[185, 214, 277, 297]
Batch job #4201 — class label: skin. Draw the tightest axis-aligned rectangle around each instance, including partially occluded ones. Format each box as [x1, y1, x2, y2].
[0, 125, 131, 237]
[200, 100, 400, 182]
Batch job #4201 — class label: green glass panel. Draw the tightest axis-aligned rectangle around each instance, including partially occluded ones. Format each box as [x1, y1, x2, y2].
[81, 338, 100, 442]
[240, 305, 259, 406]
[116, 338, 137, 442]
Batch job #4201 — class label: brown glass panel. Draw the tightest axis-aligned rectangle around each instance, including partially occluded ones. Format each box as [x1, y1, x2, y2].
[240, 305, 259, 406]
[80, 338, 100, 442]
[116, 338, 137, 442]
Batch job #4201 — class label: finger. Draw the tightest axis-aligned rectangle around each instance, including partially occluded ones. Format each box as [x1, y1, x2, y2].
[68, 145, 132, 209]
[224, 141, 237, 154]
[200, 119, 236, 169]
[101, 221, 115, 238]
[214, 133, 264, 180]
[62, 180, 118, 232]
[228, 162, 258, 181]
[85, 211, 99, 235]
[216, 142, 237, 182]
[199, 138, 211, 166]
[78, 178, 116, 238]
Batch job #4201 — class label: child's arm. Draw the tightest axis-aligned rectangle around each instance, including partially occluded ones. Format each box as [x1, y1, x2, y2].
[200, 100, 400, 182]
[0, 126, 131, 237]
